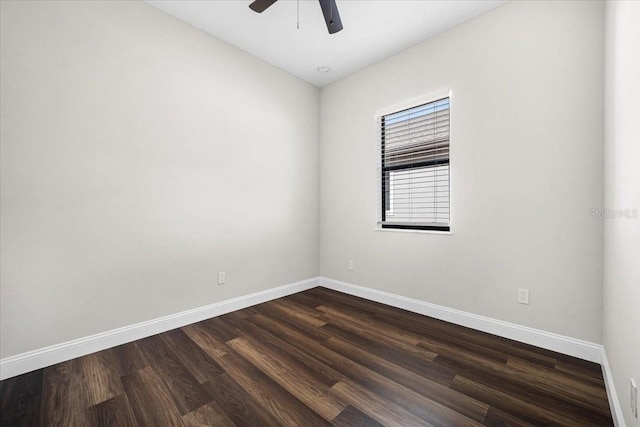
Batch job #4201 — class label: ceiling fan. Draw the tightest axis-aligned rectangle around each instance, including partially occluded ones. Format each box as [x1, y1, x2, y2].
[249, 0, 343, 34]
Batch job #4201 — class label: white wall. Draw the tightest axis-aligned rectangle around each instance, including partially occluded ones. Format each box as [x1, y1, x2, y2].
[319, 0, 604, 342]
[0, 0, 320, 359]
[603, 1, 640, 425]
[1, 0, 621, 375]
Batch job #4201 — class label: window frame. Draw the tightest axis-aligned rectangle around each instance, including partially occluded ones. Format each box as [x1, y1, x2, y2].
[376, 90, 452, 233]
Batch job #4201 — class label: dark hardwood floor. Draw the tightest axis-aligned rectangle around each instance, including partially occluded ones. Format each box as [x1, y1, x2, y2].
[0, 287, 613, 426]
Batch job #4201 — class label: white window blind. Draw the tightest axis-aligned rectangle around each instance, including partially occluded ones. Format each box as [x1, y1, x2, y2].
[379, 97, 450, 231]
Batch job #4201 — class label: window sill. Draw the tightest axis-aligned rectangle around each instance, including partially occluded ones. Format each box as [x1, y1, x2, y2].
[374, 227, 453, 235]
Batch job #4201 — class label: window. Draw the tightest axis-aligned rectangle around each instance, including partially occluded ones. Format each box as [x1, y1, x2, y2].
[378, 97, 450, 231]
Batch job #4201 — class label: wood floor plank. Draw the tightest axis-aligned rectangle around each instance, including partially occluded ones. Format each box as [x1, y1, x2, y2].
[181, 399, 236, 427]
[320, 301, 513, 371]
[322, 313, 437, 365]
[0, 287, 613, 426]
[437, 351, 611, 418]
[80, 350, 125, 406]
[239, 308, 485, 425]
[482, 406, 536, 427]
[233, 305, 261, 319]
[400, 315, 557, 369]
[331, 405, 385, 427]
[507, 355, 608, 405]
[246, 310, 318, 350]
[200, 373, 282, 427]
[287, 290, 329, 309]
[233, 313, 344, 387]
[159, 328, 224, 383]
[325, 349, 483, 426]
[227, 336, 348, 421]
[88, 394, 139, 427]
[216, 350, 332, 427]
[0, 368, 43, 427]
[181, 322, 229, 359]
[509, 339, 594, 370]
[314, 288, 557, 369]
[495, 343, 558, 369]
[200, 314, 241, 342]
[120, 366, 184, 427]
[555, 359, 606, 386]
[40, 359, 91, 426]
[315, 292, 510, 366]
[110, 342, 148, 376]
[322, 335, 489, 423]
[442, 356, 613, 425]
[136, 335, 212, 415]
[318, 304, 424, 347]
[257, 302, 334, 343]
[322, 323, 455, 386]
[267, 298, 328, 327]
[450, 375, 612, 426]
[329, 380, 433, 426]
[317, 304, 441, 366]
[400, 320, 512, 366]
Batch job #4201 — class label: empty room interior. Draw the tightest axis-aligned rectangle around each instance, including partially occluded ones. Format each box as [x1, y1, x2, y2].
[0, 0, 638, 425]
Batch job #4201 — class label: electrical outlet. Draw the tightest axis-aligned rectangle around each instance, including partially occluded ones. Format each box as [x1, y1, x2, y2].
[631, 378, 638, 418]
[218, 272, 226, 285]
[518, 289, 530, 305]
[348, 260, 354, 271]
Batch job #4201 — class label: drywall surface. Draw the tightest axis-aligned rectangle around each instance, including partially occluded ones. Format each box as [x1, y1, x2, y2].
[603, 1, 640, 425]
[319, 0, 604, 342]
[0, 0, 320, 358]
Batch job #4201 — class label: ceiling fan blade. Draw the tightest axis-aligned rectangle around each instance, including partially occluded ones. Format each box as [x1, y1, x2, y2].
[249, 0, 278, 13]
[318, 0, 343, 34]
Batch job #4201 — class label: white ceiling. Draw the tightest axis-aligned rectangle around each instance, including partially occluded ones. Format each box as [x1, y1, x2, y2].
[145, 0, 506, 87]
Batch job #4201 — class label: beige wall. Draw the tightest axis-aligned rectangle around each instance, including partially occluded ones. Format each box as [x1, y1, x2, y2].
[603, 1, 640, 425]
[0, 0, 320, 358]
[319, 0, 605, 342]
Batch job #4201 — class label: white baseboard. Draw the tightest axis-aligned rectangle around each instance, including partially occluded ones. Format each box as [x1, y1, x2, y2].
[319, 277, 624, 423]
[1, 274, 621, 426]
[319, 276, 603, 363]
[601, 349, 626, 427]
[0, 277, 319, 381]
